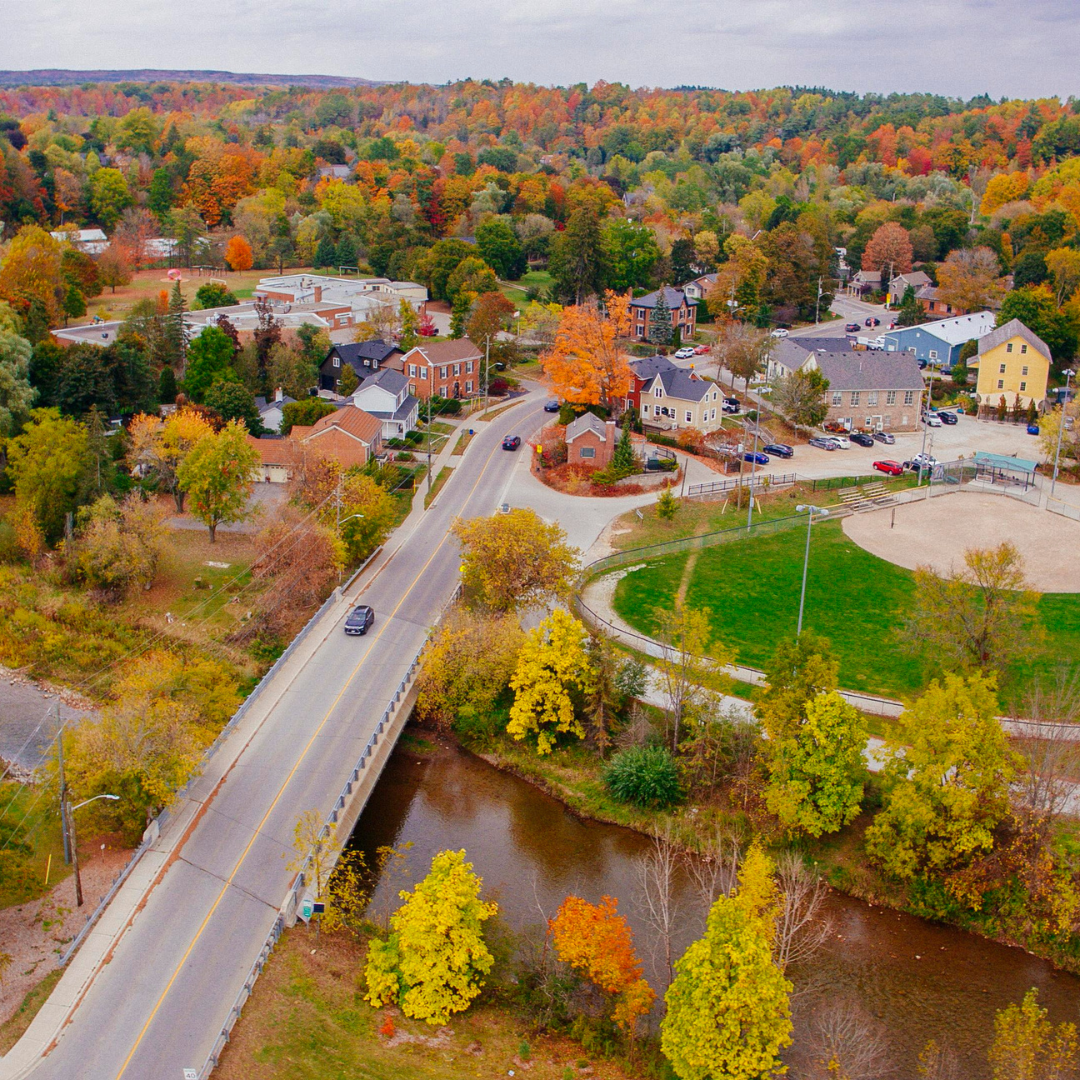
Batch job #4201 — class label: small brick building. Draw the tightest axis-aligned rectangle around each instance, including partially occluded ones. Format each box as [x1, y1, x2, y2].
[564, 413, 617, 468]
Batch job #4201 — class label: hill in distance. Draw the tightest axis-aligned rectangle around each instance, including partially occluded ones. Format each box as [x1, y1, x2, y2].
[0, 69, 380, 88]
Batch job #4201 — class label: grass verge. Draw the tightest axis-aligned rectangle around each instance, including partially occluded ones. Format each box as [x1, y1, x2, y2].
[451, 431, 474, 456]
[423, 467, 452, 509]
[215, 924, 637, 1080]
[0, 970, 62, 1055]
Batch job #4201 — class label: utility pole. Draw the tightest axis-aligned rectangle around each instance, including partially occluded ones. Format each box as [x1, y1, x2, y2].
[334, 472, 343, 531]
[1051, 368, 1075, 499]
[57, 712, 71, 866]
[746, 412, 761, 529]
[426, 392, 432, 494]
[814, 276, 823, 325]
[483, 336, 491, 414]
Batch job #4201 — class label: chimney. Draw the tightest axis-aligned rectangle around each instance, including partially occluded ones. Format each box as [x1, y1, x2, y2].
[314, 285, 323, 303]
[606, 418, 616, 440]
[274, 387, 284, 403]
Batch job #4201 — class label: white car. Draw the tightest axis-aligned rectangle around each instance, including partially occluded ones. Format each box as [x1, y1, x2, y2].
[924, 414, 942, 427]
[770, 328, 789, 338]
[826, 434, 851, 449]
[673, 347, 696, 359]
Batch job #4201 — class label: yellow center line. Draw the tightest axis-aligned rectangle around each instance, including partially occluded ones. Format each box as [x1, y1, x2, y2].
[114, 428, 513, 1078]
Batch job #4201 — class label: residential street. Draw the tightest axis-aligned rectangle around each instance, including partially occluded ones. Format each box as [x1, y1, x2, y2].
[16, 390, 549, 1080]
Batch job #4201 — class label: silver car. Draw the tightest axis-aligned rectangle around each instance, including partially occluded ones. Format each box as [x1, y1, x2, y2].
[873, 431, 895, 445]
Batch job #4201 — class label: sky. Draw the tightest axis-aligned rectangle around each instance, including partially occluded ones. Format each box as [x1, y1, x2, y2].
[3, 0, 1080, 100]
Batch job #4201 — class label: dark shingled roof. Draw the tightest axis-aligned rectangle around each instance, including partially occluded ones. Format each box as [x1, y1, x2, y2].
[356, 367, 409, 395]
[977, 318, 1051, 360]
[629, 354, 678, 379]
[326, 340, 401, 371]
[813, 352, 924, 392]
[641, 367, 713, 402]
[630, 286, 694, 310]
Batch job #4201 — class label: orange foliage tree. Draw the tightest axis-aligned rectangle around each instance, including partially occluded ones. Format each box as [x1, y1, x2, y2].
[861, 222, 914, 278]
[549, 894, 655, 1034]
[225, 235, 254, 272]
[540, 292, 633, 409]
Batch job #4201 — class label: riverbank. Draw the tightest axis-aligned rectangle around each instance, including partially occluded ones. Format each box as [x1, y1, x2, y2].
[214, 921, 642, 1080]
[454, 724, 1080, 979]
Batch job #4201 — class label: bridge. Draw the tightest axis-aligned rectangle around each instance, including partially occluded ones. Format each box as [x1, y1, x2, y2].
[0, 390, 545, 1080]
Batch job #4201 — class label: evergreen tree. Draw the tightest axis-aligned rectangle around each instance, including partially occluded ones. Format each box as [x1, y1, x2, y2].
[612, 423, 635, 472]
[648, 289, 673, 347]
[164, 282, 186, 372]
[549, 204, 606, 303]
[335, 234, 358, 268]
[63, 283, 86, 324]
[314, 236, 336, 269]
[1027, 399, 1039, 426]
[148, 168, 173, 221]
[669, 237, 696, 285]
[158, 365, 177, 404]
[450, 292, 471, 339]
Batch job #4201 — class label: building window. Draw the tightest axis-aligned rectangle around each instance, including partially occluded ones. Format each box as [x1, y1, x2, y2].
[1007, 343, 1013, 352]
[441, 366, 448, 379]
[850, 392, 860, 406]
[453, 364, 461, 376]
[333, 357, 340, 368]
[409, 383, 417, 395]
[409, 364, 417, 377]
[580, 446, 595, 459]
[929, 350, 938, 360]
[998, 379, 1004, 389]
[904, 390, 914, 405]
[439, 385, 447, 396]
[831, 392, 842, 406]
[1022, 366, 1029, 376]
[419, 367, 427, 379]
[867, 391, 878, 406]
[1020, 381, 1027, 392]
[465, 380, 473, 394]
[1021, 344, 1028, 354]
[466, 361, 474, 373]
[685, 410, 693, 423]
[654, 386, 663, 398]
[710, 408, 716, 420]
[886, 390, 896, 405]
[999, 364, 1007, 374]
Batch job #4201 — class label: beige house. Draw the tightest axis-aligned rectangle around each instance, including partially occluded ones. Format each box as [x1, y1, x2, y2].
[638, 366, 724, 432]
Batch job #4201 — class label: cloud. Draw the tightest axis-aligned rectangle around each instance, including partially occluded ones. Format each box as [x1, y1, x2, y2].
[2, 0, 1079, 98]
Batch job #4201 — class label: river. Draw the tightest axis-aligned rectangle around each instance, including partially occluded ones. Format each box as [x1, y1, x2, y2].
[349, 737, 1080, 1078]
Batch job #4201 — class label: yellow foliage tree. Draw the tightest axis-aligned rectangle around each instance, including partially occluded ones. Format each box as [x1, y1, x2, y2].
[508, 608, 595, 754]
[364, 849, 497, 1025]
[224, 234, 253, 272]
[128, 408, 214, 513]
[981, 171, 1031, 216]
[0, 225, 64, 329]
[453, 508, 579, 612]
[540, 291, 633, 408]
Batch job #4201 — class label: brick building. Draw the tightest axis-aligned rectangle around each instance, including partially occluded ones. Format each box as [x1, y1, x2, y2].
[629, 287, 697, 342]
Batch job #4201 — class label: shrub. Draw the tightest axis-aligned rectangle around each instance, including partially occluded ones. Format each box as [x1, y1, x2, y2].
[488, 377, 509, 396]
[405, 430, 423, 445]
[604, 745, 682, 808]
[431, 396, 462, 416]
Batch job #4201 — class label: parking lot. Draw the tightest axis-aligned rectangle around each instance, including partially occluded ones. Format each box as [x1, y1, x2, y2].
[754, 411, 1043, 480]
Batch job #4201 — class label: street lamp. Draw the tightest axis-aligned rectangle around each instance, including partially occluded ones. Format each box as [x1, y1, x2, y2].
[795, 505, 829, 637]
[67, 794, 119, 907]
[1051, 368, 1075, 499]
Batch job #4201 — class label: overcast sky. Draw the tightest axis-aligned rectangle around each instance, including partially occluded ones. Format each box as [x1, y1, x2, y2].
[3, 0, 1079, 100]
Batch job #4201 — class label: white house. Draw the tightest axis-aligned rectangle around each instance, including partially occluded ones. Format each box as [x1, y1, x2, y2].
[254, 388, 296, 434]
[351, 368, 419, 439]
[51, 227, 108, 254]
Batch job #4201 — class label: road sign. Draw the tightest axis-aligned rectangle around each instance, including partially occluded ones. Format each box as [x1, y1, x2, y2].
[298, 895, 314, 921]
[183, 1070, 198, 1080]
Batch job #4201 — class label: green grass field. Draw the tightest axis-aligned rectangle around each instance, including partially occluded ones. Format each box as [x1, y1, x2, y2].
[611, 518, 1080, 702]
[499, 269, 553, 304]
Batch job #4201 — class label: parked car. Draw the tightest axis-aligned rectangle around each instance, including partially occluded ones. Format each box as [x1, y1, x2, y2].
[543, 400, 560, 413]
[744, 451, 770, 465]
[939, 410, 958, 425]
[850, 432, 875, 447]
[808, 436, 839, 450]
[924, 413, 942, 427]
[763, 442, 793, 459]
[904, 453, 938, 472]
[674, 347, 696, 359]
[344, 604, 375, 636]
[693, 344, 710, 355]
[770, 328, 789, 338]
[844, 322, 861, 333]
[873, 431, 896, 445]
[722, 397, 741, 414]
[502, 435, 521, 450]
[864, 316, 881, 327]
[873, 459, 904, 476]
[827, 434, 851, 449]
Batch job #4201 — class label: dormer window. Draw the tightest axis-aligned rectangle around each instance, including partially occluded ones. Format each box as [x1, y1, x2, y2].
[654, 386, 662, 398]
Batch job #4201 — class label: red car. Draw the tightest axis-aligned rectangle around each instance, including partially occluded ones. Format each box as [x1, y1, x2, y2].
[873, 459, 904, 476]
[693, 344, 709, 355]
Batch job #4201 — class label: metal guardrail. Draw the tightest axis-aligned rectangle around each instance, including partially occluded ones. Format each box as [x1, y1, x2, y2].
[685, 471, 798, 500]
[197, 580, 462, 1079]
[57, 547, 386, 968]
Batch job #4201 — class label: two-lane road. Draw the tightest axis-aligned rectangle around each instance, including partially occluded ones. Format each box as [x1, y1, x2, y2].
[28, 391, 547, 1080]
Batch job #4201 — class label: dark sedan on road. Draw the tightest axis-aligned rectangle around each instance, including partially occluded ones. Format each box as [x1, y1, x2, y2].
[864, 316, 881, 327]
[844, 322, 861, 333]
[873, 460, 904, 476]
[850, 432, 875, 447]
[939, 410, 958, 425]
[763, 442, 793, 459]
[344, 604, 375, 636]
[744, 451, 770, 465]
[544, 400, 560, 412]
[808, 436, 839, 450]
[502, 435, 522, 450]
[873, 431, 896, 445]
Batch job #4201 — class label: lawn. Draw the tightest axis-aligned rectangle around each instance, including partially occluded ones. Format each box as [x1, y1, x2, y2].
[499, 269, 552, 305]
[611, 518, 1080, 703]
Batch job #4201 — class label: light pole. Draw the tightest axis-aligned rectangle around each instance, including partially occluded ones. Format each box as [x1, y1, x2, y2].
[795, 505, 829, 637]
[67, 794, 119, 907]
[1051, 368, 1075, 499]
[746, 412, 761, 529]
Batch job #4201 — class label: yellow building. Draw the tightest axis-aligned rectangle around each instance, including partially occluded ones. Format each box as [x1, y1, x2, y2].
[973, 318, 1051, 413]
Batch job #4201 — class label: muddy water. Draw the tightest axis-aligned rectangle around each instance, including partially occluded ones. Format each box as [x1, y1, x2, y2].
[349, 739, 1080, 1077]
